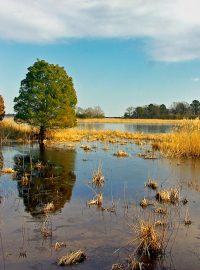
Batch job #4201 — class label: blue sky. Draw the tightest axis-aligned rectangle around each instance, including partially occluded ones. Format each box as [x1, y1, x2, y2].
[1, 0, 200, 116]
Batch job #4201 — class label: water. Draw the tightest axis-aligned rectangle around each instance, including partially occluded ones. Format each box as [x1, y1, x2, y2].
[0, 142, 200, 270]
[77, 122, 174, 133]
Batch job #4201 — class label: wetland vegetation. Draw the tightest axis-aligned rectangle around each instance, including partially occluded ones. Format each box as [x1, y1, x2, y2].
[1, 117, 200, 269]
[1, 60, 200, 270]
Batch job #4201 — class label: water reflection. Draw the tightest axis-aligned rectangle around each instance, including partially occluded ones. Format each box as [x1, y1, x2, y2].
[13, 148, 76, 216]
[77, 122, 173, 133]
[125, 123, 172, 133]
[0, 147, 3, 172]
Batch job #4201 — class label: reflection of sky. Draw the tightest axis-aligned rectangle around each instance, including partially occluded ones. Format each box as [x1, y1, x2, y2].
[1, 143, 200, 269]
[77, 122, 173, 133]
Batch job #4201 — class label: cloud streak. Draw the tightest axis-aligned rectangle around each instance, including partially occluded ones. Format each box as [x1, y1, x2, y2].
[0, 0, 200, 61]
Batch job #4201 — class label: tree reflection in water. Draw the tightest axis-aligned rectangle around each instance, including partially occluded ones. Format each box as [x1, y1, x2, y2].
[0, 148, 3, 172]
[13, 148, 76, 217]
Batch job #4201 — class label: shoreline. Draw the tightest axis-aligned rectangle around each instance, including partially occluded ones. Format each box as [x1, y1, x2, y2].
[77, 118, 190, 124]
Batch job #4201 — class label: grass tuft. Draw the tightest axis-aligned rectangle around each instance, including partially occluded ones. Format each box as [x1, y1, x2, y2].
[113, 150, 129, 157]
[58, 250, 86, 266]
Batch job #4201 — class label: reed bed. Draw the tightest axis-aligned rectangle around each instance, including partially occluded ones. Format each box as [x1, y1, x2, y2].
[47, 128, 164, 143]
[0, 119, 36, 142]
[157, 119, 200, 158]
[2, 118, 200, 158]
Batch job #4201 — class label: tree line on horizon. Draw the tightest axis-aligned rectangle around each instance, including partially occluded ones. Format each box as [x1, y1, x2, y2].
[124, 100, 200, 119]
[76, 106, 105, 118]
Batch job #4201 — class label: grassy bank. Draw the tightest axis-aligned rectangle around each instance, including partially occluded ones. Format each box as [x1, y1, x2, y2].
[78, 118, 187, 124]
[156, 119, 200, 158]
[1, 118, 200, 158]
[0, 119, 36, 142]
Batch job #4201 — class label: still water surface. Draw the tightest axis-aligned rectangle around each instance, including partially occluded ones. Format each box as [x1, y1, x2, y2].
[0, 141, 200, 270]
[77, 122, 174, 133]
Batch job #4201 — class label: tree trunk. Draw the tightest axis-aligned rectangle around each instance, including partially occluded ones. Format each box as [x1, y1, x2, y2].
[39, 126, 46, 150]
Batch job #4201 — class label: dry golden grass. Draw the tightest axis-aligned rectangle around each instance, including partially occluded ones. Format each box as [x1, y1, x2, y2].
[113, 150, 129, 157]
[145, 178, 158, 190]
[53, 242, 66, 251]
[137, 221, 163, 257]
[157, 119, 200, 158]
[0, 119, 36, 141]
[78, 118, 185, 124]
[156, 188, 179, 204]
[1, 168, 15, 174]
[92, 166, 105, 187]
[87, 193, 103, 207]
[154, 207, 168, 215]
[58, 250, 86, 266]
[80, 144, 92, 151]
[140, 197, 153, 208]
[3, 118, 200, 159]
[111, 263, 125, 270]
[47, 128, 165, 143]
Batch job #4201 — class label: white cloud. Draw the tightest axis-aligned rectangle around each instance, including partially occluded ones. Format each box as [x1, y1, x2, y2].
[0, 0, 200, 61]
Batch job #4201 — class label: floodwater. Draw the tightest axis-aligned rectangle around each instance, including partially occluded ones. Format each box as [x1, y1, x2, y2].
[1, 139, 200, 269]
[77, 122, 173, 133]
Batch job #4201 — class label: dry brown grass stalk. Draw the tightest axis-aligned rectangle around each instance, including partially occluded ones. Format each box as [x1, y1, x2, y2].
[140, 198, 153, 208]
[57, 250, 86, 266]
[145, 178, 158, 190]
[113, 150, 129, 157]
[87, 193, 103, 207]
[92, 166, 105, 187]
[111, 263, 125, 270]
[1, 168, 15, 174]
[156, 188, 180, 204]
[53, 242, 66, 251]
[154, 207, 168, 215]
[80, 144, 92, 151]
[137, 221, 163, 257]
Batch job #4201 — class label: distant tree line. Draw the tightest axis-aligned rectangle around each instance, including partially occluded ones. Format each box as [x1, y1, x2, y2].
[76, 106, 105, 118]
[124, 100, 200, 119]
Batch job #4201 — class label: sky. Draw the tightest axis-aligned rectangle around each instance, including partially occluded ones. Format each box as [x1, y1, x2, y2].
[1, 0, 200, 116]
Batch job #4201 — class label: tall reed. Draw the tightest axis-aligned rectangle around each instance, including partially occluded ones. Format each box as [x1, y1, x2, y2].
[158, 119, 200, 158]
